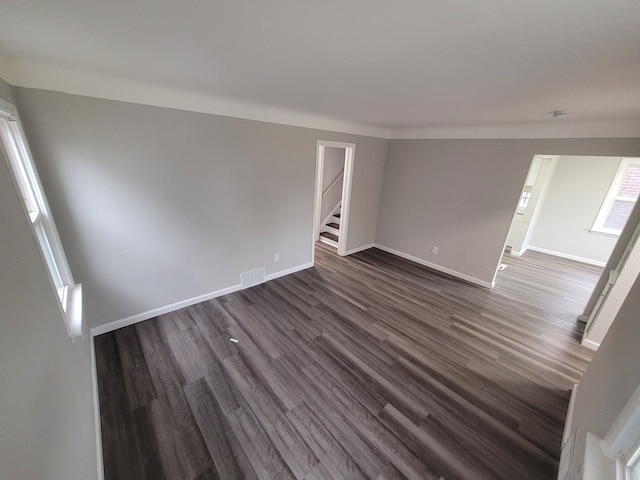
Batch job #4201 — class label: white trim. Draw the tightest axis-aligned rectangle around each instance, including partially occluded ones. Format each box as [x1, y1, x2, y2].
[90, 283, 242, 336]
[90, 334, 105, 480]
[603, 384, 640, 459]
[90, 261, 315, 336]
[577, 314, 590, 323]
[312, 141, 356, 260]
[527, 246, 607, 267]
[389, 119, 640, 140]
[581, 337, 600, 350]
[5, 59, 640, 140]
[509, 248, 526, 257]
[338, 144, 355, 257]
[0, 101, 83, 339]
[4, 59, 390, 139]
[344, 243, 375, 256]
[592, 158, 640, 236]
[374, 244, 494, 289]
[559, 384, 579, 480]
[265, 262, 313, 282]
[312, 144, 325, 262]
[563, 384, 579, 447]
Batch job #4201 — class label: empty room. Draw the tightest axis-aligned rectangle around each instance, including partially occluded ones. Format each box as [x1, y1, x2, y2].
[1, 1, 640, 480]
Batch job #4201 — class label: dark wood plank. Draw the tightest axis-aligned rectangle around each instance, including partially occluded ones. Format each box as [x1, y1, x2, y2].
[96, 243, 600, 479]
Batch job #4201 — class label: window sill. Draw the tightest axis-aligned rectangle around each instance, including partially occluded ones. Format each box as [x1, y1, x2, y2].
[63, 283, 83, 340]
[589, 228, 621, 238]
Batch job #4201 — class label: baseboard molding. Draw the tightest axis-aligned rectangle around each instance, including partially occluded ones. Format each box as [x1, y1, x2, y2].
[344, 243, 375, 256]
[577, 314, 590, 323]
[581, 337, 600, 350]
[90, 283, 242, 337]
[527, 246, 607, 267]
[374, 244, 494, 289]
[265, 262, 313, 282]
[89, 333, 105, 480]
[90, 262, 315, 337]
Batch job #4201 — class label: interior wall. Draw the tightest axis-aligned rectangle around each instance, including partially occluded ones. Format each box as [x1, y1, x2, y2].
[529, 155, 622, 264]
[0, 79, 98, 480]
[13, 87, 388, 328]
[568, 273, 640, 477]
[376, 138, 640, 286]
[320, 147, 345, 223]
[322, 147, 345, 190]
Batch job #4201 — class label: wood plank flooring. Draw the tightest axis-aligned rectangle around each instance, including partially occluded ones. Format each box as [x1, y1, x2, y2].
[95, 244, 602, 480]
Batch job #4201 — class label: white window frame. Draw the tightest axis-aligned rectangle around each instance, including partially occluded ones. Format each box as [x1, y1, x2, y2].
[603, 385, 640, 480]
[0, 98, 83, 339]
[592, 158, 640, 236]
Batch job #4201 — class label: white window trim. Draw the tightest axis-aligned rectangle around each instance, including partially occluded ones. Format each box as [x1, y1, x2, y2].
[0, 98, 83, 339]
[592, 158, 640, 236]
[582, 384, 640, 480]
[603, 384, 640, 480]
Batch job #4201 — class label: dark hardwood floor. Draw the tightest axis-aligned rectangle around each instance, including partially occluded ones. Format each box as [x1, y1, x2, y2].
[95, 243, 602, 480]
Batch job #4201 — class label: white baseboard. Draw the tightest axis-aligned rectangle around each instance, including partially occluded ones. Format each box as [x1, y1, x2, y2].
[265, 262, 313, 282]
[90, 333, 105, 480]
[344, 243, 375, 256]
[90, 261, 315, 337]
[527, 246, 607, 267]
[581, 337, 600, 350]
[577, 314, 590, 323]
[373, 244, 494, 289]
[90, 283, 243, 337]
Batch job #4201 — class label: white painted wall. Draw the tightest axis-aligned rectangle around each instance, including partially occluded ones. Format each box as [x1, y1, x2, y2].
[567, 273, 640, 478]
[322, 147, 345, 191]
[320, 146, 344, 224]
[529, 155, 622, 264]
[0, 79, 98, 480]
[13, 87, 388, 329]
[376, 139, 640, 287]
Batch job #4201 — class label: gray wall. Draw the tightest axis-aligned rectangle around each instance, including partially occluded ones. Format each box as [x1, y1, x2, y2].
[568, 273, 640, 477]
[530, 155, 621, 263]
[13, 87, 388, 328]
[322, 147, 345, 191]
[0, 79, 97, 479]
[376, 138, 640, 286]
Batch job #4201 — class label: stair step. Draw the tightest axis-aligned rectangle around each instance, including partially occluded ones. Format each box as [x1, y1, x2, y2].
[326, 222, 340, 230]
[320, 232, 339, 242]
[333, 213, 341, 219]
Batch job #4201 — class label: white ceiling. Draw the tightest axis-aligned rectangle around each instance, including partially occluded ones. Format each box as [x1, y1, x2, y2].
[0, 0, 639, 137]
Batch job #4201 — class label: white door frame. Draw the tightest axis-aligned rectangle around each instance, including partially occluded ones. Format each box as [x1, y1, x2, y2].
[312, 140, 356, 261]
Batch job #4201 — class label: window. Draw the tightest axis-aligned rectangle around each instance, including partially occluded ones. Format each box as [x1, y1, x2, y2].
[0, 99, 82, 338]
[628, 443, 640, 480]
[592, 158, 640, 236]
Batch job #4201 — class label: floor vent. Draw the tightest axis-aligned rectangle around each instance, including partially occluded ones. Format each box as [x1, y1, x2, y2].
[241, 267, 265, 288]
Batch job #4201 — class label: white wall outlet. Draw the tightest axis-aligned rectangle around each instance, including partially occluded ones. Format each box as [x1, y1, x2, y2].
[432, 246, 438, 254]
[274, 253, 280, 262]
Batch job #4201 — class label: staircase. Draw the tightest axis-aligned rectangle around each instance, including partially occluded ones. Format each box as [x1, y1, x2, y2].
[319, 205, 341, 247]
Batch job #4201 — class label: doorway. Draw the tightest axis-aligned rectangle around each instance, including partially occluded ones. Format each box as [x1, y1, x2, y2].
[498, 154, 640, 350]
[312, 141, 355, 259]
[504, 155, 557, 257]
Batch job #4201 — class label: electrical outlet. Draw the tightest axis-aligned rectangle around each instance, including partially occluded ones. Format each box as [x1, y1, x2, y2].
[274, 253, 280, 262]
[432, 246, 438, 254]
